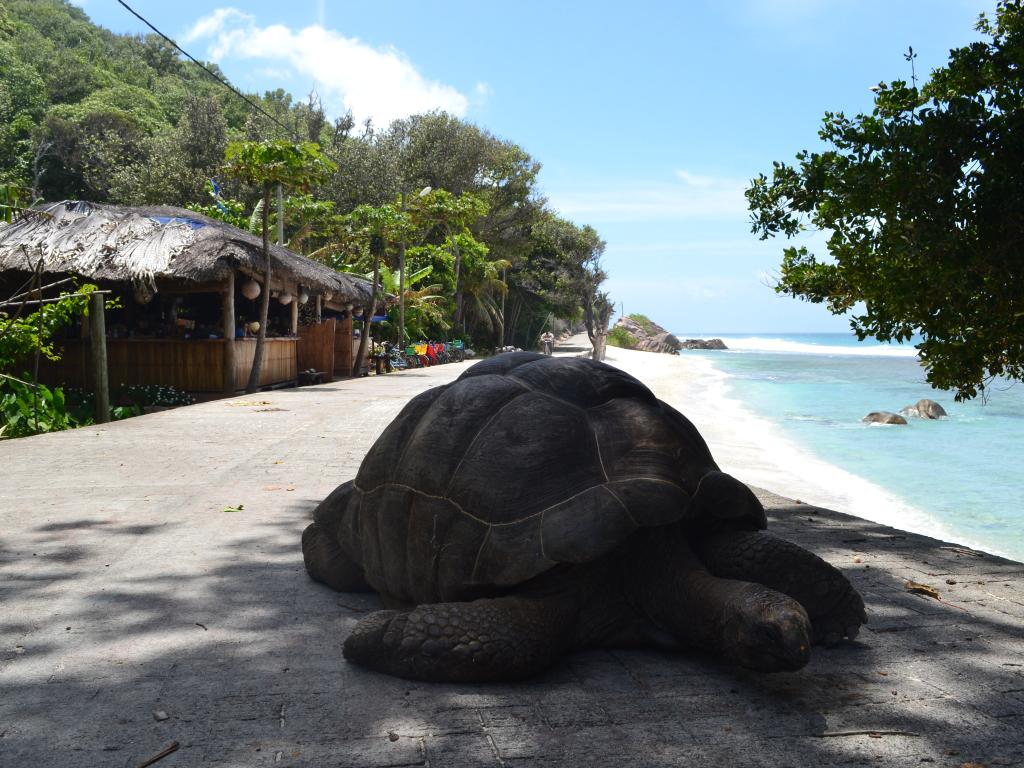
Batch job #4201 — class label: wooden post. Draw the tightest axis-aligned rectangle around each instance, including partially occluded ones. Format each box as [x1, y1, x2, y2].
[276, 183, 284, 245]
[398, 191, 406, 347]
[315, 294, 322, 323]
[222, 271, 236, 394]
[290, 295, 299, 335]
[89, 292, 109, 424]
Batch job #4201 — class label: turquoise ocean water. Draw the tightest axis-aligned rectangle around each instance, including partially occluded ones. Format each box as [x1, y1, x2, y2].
[678, 333, 1024, 562]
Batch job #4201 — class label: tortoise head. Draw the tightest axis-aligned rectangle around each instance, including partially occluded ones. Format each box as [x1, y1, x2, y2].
[720, 586, 811, 672]
[690, 470, 768, 533]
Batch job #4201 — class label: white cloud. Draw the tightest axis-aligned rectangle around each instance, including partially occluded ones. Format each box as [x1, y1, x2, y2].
[549, 171, 749, 223]
[184, 7, 470, 127]
[674, 169, 719, 188]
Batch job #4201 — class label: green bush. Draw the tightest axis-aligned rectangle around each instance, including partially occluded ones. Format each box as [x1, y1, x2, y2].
[607, 326, 638, 349]
[0, 377, 87, 438]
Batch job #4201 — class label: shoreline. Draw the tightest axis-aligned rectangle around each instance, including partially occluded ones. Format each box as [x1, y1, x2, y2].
[576, 335, 1013, 562]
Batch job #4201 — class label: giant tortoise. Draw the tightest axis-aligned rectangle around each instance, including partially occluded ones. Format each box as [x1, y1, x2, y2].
[303, 352, 865, 682]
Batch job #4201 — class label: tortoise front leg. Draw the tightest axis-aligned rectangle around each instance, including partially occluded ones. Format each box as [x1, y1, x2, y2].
[343, 595, 576, 682]
[694, 530, 866, 646]
[627, 525, 811, 672]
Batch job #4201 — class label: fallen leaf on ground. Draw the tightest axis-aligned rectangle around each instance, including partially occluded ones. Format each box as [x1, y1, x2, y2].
[225, 400, 273, 407]
[905, 580, 940, 599]
[222, 504, 244, 513]
[285, 486, 296, 492]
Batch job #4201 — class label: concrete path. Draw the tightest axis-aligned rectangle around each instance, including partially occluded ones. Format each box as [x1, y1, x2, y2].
[2, 355, 1023, 767]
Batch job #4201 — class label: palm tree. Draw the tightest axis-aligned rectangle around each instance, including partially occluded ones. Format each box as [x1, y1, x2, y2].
[372, 265, 449, 342]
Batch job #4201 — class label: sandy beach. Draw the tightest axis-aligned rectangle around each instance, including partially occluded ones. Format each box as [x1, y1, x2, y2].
[584, 337, 972, 550]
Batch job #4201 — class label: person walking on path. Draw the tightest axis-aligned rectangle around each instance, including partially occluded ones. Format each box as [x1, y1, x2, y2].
[540, 330, 555, 356]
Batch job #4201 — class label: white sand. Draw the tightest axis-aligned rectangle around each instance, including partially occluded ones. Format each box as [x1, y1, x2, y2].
[558, 335, 962, 542]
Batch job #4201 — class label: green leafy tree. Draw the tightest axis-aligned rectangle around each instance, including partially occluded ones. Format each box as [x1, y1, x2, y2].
[339, 202, 411, 374]
[224, 139, 336, 392]
[411, 189, 488, 334]
[372, 264, 448, 342]
[0, 273, 102, 438]
[747, 1, 1024, 400]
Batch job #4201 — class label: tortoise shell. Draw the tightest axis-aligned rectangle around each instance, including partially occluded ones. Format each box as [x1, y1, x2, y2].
[318, 352, 764, 604]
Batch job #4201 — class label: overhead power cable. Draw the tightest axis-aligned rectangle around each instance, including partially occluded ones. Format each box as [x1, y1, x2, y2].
[116, 0, 299, 142]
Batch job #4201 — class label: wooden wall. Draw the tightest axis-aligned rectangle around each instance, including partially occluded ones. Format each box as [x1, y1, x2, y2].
[35, 338, 298, 393]
[297, 319, 336, 381]
[334, 315, 353, 377]
[233, 338, 297, 388]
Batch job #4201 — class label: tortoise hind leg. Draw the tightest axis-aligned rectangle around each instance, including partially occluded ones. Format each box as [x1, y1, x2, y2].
[302, 521, 371, 592]
[694, 530, 866, 646]
[302, 480, 371, 593]
[343, 595, 576, 682]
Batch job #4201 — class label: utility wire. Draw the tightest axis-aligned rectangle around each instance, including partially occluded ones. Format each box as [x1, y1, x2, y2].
[115, 0, 299, 142]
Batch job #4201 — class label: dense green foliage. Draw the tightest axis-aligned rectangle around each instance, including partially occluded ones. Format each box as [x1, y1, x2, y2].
[747, 1, 1024, 400]
[0, 377, 82, 438]
[0, 283, 99, 373]
[0, 278, 100, 438]
[0, 0, 610, 353]
[607, 327, 638, 350]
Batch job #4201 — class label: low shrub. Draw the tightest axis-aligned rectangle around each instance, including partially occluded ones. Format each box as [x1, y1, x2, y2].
[0, 377, 87, 438]
[607, 327, 638, 349]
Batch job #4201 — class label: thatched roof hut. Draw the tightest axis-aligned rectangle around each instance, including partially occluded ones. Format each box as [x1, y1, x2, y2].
[1, 202, 381, 392]
[0, 200, 375, 307]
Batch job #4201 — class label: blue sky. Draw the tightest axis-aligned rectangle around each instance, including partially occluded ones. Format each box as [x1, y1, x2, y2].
[79, 0, 993, 333]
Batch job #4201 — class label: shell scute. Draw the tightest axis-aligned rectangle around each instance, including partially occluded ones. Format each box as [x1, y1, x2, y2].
[540, 485, 638, 563]
[444, 391, 605, 524]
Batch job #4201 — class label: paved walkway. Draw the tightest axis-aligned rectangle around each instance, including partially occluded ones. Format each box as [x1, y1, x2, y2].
[2, 353, 1023, 767]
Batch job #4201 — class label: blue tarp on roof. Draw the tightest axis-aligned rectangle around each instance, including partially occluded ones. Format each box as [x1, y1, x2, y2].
[149, 216, 206, 230]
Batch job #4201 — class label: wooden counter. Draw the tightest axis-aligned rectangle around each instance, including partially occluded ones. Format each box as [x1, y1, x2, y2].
[35, 337, 298, 393]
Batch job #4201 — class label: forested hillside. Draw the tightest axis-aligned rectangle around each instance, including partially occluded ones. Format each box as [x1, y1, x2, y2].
[0, 0, 610, 349]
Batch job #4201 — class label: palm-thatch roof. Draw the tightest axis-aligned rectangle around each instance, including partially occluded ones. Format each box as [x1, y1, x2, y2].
[0, 200, 375, 306]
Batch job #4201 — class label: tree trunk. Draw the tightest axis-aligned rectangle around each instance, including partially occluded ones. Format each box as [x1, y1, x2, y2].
[246, 186, 272, 393]
[507, 295, 523, 348]
[498, 267, 507, 346]
[398, 240, 406, 346]
[587, 296, 613, 362]
[352, 255, 380, 377]
[398, 191, 406, 347]
[451, 230, 464, 334]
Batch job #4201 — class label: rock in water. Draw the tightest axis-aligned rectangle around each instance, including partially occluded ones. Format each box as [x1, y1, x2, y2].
[863, 411, 908, 425]
[680, 338, 728, 350]
[900, 398, 947, 419]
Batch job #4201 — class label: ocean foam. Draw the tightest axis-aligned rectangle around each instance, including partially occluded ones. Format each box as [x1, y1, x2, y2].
[710, 336, 919, 358]
[600, 344, 972, 549]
